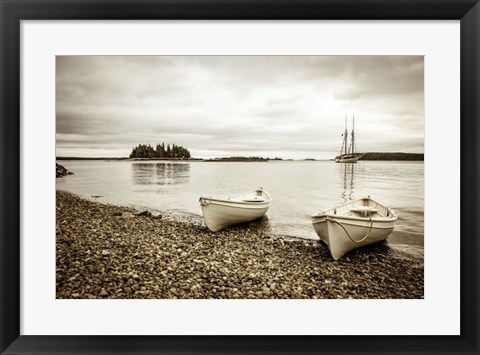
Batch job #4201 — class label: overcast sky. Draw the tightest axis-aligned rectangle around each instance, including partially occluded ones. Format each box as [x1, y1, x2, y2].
[56, 56, 424, 159]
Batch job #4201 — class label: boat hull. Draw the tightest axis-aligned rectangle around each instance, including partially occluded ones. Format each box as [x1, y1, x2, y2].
[335, 156, 360, 163]
[335, 153, 364, 163]
[199, 190, 271, 232]
[311, 197, 396, 260]
[312, 216, 394, 260]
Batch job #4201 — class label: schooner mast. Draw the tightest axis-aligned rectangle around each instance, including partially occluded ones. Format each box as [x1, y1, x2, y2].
[336, 113, 362, 163]
[349, 114, 356, 155]
[342, 114, 348, 156]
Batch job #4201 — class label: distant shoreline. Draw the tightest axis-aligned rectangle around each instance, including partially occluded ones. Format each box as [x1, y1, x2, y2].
[56, 157, 201, 161]
[360, 152, 424, 161]
[57, 152, 424, 162]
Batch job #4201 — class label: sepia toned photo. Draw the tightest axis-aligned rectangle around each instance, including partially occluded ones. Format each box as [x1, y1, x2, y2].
[56, 56, 424, 299]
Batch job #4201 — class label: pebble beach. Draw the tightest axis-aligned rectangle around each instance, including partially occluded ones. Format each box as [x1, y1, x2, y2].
[56, 190, 424, 299]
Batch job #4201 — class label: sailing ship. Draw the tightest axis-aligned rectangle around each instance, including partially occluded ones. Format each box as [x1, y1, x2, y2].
[335, 114, 364, 163]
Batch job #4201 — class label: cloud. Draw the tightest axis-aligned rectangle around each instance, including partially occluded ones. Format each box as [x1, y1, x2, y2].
[56, 56, 424, 158]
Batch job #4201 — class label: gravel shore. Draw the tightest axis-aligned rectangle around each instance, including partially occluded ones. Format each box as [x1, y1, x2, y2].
[56, 191, 424, 299]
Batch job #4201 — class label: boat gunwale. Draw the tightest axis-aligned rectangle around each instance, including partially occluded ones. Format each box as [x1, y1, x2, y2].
[199, 190, 272, 207]
[310, 197, 397, 222]
[200, 200, 271, 210]
[311, 214, 398, 224]
[312, 217, 397, 229]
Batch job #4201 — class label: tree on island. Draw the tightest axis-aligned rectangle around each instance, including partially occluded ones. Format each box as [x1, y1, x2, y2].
[129, 143, 191, 159]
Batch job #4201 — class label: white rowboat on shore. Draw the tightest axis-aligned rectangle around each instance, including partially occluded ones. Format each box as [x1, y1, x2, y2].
[311, 197, 397, 260]
[199, 188, 272, 232]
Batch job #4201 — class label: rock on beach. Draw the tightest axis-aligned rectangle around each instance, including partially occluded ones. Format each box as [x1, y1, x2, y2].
[56, 163, 73, 178]
[56, 191, 424, 299]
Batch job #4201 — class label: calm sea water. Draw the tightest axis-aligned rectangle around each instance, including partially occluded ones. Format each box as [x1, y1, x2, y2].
[56, 160, 424, 259]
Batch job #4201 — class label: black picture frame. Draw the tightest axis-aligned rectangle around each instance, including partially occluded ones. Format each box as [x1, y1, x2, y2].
[1, 1, 479, 354]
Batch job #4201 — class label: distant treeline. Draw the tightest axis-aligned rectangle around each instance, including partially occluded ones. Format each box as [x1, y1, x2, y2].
[206, 156, 269, 162]
[129, 143, 191, 159]
[360, 152, 424, 161]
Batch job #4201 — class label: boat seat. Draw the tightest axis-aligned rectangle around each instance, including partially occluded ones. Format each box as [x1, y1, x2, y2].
[242, 197, 266, 203]
[350, 206, 378, 218]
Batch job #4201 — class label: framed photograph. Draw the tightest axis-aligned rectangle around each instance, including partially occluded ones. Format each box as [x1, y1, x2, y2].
[1, 0, 478, 354]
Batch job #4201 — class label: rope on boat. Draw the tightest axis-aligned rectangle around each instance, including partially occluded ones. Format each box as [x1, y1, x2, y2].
[328, 217, 374, 243]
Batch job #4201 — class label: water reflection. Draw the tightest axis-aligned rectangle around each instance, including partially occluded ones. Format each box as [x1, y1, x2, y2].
[132, 162, 190, 185]
[339, 163, 355, 202]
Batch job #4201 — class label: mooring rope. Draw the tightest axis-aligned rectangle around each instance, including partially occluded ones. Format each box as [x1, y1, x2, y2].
[328, 217, 374, 243]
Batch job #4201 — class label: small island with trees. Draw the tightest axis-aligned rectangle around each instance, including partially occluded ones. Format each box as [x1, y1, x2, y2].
[129, 143, 191, 159]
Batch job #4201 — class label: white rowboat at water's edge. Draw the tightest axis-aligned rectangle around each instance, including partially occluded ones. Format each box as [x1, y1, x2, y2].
[199, 188, 272, 232]
[311, 197, 397, 260]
